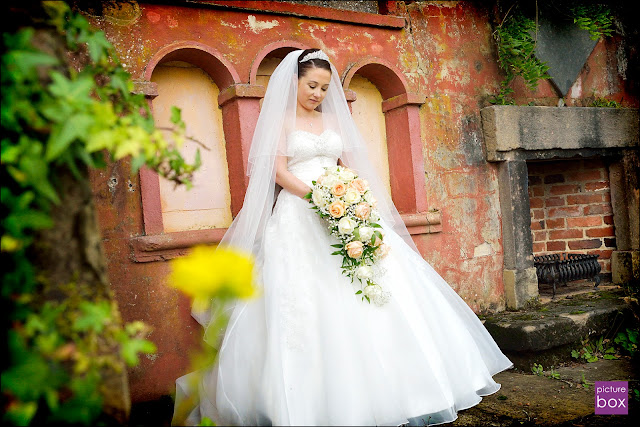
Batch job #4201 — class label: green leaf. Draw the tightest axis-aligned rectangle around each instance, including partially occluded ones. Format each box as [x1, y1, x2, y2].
[46, 113, 94, 161]
[131, 154, 147, 173]
[18, 154, 60, 204]
[48, 72, 95, 103]
[83, 31, 113, 63]
[120, 338, 157, 367]
[3, 401, 38, 426]
[73, 301, 112, 333]
[170, 106, 182, 125]
[5, 50, 60, 76]
[51, 372, 103, 424]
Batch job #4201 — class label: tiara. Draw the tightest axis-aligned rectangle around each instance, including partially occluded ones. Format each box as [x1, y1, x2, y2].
[300, 50, 330, 63]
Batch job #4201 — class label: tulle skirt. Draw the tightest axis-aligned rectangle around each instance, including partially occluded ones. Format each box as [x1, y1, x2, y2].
[174, 189, 513, 426]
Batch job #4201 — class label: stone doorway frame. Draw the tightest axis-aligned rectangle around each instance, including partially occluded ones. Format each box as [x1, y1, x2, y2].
[481, 106, 639, 309]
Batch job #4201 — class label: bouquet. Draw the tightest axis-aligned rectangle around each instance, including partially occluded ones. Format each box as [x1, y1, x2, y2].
[304, 166, 391, 306]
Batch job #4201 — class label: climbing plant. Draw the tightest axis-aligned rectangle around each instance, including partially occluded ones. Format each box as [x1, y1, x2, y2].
[571, 4, 614, 40]
[490, 2, 614, 105]
[490, 10, 550, 105]
[1, 2, 200, 424]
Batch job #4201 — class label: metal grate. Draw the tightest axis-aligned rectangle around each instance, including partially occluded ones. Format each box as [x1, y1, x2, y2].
[534, 253, 601, 298]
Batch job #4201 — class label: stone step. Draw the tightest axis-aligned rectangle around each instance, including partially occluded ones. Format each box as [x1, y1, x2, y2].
[481, 285, 635, 370]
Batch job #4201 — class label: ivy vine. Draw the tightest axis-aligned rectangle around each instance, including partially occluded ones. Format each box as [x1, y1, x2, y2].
[1, 2, 200, 424]
[490, 11, 550, 105]
[571, 4, 614, 40]
[490, 2, 614, 105]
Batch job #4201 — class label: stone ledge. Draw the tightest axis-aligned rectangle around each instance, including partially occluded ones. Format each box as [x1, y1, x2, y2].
[192, 0, 406, 28]
[480, 106, 639, 162]
[483, 288, 633, 360]
[130, 211, 441, 262]
[130, 228, 226, 262]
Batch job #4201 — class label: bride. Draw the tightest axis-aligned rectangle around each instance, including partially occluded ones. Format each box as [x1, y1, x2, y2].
[173, 49, 513, 426]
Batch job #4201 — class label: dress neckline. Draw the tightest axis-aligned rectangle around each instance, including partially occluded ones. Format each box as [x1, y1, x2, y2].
[290, 129, 331, 138]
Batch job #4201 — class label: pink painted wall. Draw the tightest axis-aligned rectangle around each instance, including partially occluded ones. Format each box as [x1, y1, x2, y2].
[88, 1, 637, 402]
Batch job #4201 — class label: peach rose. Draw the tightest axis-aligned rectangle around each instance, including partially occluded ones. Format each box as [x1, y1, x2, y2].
[331, 182, 347, 197]
[328, 200, 346, 218]
[354, 203, 371, 220]
[345, 241, 364, 258]
[374, 243, 390, 259]
[349, 178, 368, 195]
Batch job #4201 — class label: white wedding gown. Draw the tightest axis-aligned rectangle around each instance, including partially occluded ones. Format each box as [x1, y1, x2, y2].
[175, 129, 513, 426]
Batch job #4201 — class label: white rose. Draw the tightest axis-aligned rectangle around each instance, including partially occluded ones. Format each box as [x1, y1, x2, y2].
[326, 165, 340, 174]
[337, 217, 357, 235]
[357, 226, 374, 243]
[312, 189, 328, 207]
[338, 169, 356, 182]
[355, 266, 373, 281]
[363, 283, 381, 296]
[363, 191, 374, 203]
[322, 173, 340, 188]
[343, 188, 360, 204]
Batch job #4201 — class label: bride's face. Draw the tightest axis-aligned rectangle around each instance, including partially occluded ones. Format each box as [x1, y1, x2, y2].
[297, 67, 331, 113]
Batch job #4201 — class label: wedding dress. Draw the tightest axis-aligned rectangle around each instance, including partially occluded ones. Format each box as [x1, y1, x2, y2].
[174, 128, 514, 426]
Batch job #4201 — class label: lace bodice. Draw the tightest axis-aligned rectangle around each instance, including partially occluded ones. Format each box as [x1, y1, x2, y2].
[286, 130, 342, 185]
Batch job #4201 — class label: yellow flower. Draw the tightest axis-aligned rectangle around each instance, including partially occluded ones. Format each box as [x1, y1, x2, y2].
[169, 245, 257, 310]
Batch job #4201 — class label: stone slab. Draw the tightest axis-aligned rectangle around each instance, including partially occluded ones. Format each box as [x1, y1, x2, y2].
[483, 288, 633, 353]
[481, 106, 639, 162]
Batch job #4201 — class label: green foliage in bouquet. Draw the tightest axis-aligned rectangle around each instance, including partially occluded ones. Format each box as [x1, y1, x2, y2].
[304, 166, 391, 305]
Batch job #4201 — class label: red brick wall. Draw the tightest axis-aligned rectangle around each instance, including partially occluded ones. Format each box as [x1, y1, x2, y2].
[528, 159, 616, 273]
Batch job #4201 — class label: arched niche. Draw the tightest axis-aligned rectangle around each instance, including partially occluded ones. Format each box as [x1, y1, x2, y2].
[343, 59, 429, 229]
[150, 60, 232, 233]
[144, 42, 240, 90]
[249, 41, 309, 86]
[133, 42, 259, 261]
[343, 60, 408, 100]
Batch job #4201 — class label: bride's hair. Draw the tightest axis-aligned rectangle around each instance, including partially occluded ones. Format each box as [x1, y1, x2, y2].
[297, 48, 331, 78]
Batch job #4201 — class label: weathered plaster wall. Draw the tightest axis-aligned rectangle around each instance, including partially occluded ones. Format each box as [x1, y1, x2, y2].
[398, 2, 507, 312]
[88, 1, 638, 402]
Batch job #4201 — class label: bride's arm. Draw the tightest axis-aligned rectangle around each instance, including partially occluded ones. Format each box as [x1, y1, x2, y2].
[275, 155, 312, 199]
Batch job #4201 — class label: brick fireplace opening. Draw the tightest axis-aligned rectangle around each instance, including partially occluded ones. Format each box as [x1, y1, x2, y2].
[527, 159, 616, 277]
[481, 105, 639, 309]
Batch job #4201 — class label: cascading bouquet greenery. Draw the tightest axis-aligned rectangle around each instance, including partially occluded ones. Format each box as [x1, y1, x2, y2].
[304, 166, 391, 305]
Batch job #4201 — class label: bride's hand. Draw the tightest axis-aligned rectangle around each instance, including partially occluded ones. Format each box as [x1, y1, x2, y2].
[275, 155, 314, 199]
